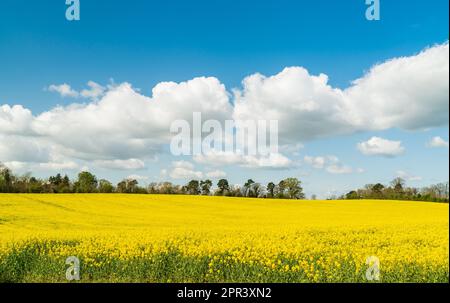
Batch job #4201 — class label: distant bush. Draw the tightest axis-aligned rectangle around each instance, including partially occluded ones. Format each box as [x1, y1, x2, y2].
[342, 178, 448, 203]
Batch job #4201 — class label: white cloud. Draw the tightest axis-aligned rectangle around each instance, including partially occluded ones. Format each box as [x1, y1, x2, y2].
[280, 143, 304, 156]
[205, 170, 227, 179]
[165, 162, 226, 180]
[127, 174, 150, 182]
[48, 81, 106, 100]
[233, 42, 449, 142]
[303, 156, 326, 169]
[170, 168, 203, 180]
[304, 155, 359, 175]
[233, 67, 351, 142]
[94, 158, 145, 170]
[80, 81, 106, 100]
[48, 84, 79, 98]
[169, 161, 203, 179]
[326, 164, 353, 175]
[241, 153, 293, 169]
[357, 137, 405, 157]
[3, 160, 78, 172]
[0, 105, 34, 134]
[345, 43, 449, 131]
[172, 161, 195, 170]
[38, 161, 79, 170]
[0, 78, 232, 173]
[0, 135, 50, 163]
[3, 161, 27, 171]
[396, 170, 422, 182]
[1, 43, 448, 173]
[193, 151, 293, 169]
[428, 136, 449, 148]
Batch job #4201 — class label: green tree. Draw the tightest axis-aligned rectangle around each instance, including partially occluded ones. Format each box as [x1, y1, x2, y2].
[217, 179, 230, 196]
[251, 183, 265, 198]
[116, 179, 139, 193]
[372, 183, 385, 197]
[27, 177, 43, 193]
[283, 178, 305, 199]
[60, 175, 72, 192]
[391, 177, 405, 195]
[74, 171, 98, 193]
[116, 180, 127, 193]
[99, 179, 114, 193]
[275, 180, 287, 198]
[200, 180, 213, 195]
[127, 179, 139, 193]
[186, 180, 201, 195]
[48, 173, 64, 193]
[159, 182, 177, 194]
[345, 191, 359, 199]
[267, 182, 276, 198]
[243, 179, 255, 197]
[0, 163, 13, 192]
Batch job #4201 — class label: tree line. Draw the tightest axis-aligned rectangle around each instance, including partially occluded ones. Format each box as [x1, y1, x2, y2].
[1, 163, 448, 202]
[0, 163, 304, 199]
[342, 177, 449, 203]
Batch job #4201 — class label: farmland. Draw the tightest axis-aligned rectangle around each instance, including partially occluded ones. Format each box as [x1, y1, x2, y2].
[0, 194, 448, 283]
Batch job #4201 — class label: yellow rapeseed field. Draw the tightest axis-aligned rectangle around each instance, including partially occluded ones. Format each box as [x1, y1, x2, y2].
[0, 194, 448, 282]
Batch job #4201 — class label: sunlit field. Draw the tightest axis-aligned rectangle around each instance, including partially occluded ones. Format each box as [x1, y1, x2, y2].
[0, 194, 448, 283]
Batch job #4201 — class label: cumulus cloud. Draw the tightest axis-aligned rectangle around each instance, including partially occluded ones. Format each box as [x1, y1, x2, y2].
[48, 84, 79, 98]
[169, 161, 203, 179]
[38, 161, 79, 170]
[94, 158, 146, 170]
[0, 135, 50, 163]
[48, 81, 106, 100]
[0, 105, 34, 134]
[326, 164, 353, 175]
[1, 42, 448, 172]
[357, 137, 405, 157]
[303, 156, 326, 169]
[205, 170, 227, 179]
[80, 81, 106, 100]
[193, 151, 293, 169]
[304, 155, 361, 175]
[0, 132, 81, 173]
[233, 42, 449, 142]
[280, 143, 304, 156]
[428, 136, 449, 148]
[233, 67, 350, 143]
[0, 78, 232, 171]
[345, 43, 449, 131]
[165, 162, 226, 180]
[3, 160, 78, 172]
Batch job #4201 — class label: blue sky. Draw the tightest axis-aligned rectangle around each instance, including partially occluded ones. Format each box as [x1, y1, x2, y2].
[0, 0, 448, 197]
